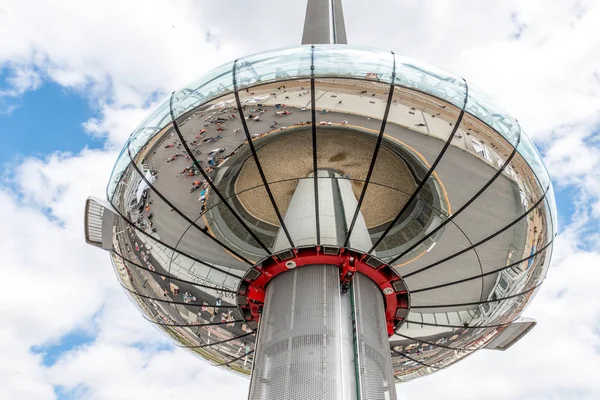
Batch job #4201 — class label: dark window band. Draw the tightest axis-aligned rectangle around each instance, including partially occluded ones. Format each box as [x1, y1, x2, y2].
[113, 249, 239, 294]
[142, 316, 245, 328]
[410, 239, 553, 294]
[391, 348, 440, 370]
[178, 332, 254, 349]
[402, 316, 520, 330]
[395, 332, 486, 352]
[212, 350, 254, 367]
[118, 281, 237, 309]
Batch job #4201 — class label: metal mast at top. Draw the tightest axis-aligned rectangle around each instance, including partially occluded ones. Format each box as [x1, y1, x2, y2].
[301, 0, 348, 44]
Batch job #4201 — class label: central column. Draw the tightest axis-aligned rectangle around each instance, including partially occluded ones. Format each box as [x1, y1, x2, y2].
[248, 168, 397, 399]
[248, 267, 397, 399]
[248, 264, 356, 399]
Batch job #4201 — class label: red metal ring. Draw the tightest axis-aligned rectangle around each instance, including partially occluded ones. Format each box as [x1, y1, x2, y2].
[236, 246, 410, 336]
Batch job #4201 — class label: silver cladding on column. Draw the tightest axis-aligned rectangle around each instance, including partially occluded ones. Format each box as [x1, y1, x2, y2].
[248, 265, 356, 400]
[353, 273, 398, 400]
[273, 169, 374, 253]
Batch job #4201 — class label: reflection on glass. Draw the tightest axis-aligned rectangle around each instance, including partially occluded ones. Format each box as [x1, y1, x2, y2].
[516, 130, 551, 191]
[466, 84, 520, 146]
[313, 45, 395, 84]
[101, 45, 557, 383]
[171, 61, 235, 120]
[128, 96, 173, 160]
[394, 55, 466, 109]
[236, 46, 312, 91]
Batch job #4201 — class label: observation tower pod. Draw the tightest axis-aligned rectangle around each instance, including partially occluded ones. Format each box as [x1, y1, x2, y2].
[84, 0, 557, 398]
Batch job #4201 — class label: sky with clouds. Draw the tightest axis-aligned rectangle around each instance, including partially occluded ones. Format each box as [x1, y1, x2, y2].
[0, 0, 599, 399]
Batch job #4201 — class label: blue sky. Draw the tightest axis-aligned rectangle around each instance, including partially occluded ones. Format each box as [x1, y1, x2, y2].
[32, 330, 96, 368]
[1, 1, 600, 400]
[0, 78, 103, 164]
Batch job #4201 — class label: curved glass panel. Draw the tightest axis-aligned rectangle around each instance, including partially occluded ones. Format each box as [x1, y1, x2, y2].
[516, 130, 552, 193]
[171, 60, 235, 120]
[394, 55, 467, 109]
[107, 137, 132, 202]
[313, 44, 396, 84]
[235, 46, 312, 91]
[127, 96, 173, 160]
[465, 83, 521, 147]
[547, 182, 558, 235]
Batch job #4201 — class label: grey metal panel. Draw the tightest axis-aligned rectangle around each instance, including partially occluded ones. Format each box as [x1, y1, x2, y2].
[485, 317, 536, 351]
[249, 266, 397, 399]
[338, 178, 373, 253]
[301, 0, 331, 44]
[249, 265, 353, 399]
[354, 273, 397, 400]
[273, 171, 343, 252]
[273, 177, 317, 251]
[332, 0, 348, 44]
[318, 171, 340, 247]
[84, 197, 116, 251]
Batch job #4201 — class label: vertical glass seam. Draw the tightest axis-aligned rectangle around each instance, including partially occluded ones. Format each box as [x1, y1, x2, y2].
[108, 175, 245, 276]
[231, 59, 296, 249]
[310, 44, 321, 245]
[125, 147, 255, 265]
[343, 51, 396, 248]
[168, 92, 271, 255]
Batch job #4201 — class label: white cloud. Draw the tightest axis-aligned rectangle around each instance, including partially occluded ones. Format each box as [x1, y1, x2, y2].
[1, 0, 600, 399]
[0, 0, 243, 111]
[82, 104, 155, 147]
[544, 121, 600, 218]
[0, 150, 114, 344]
[0, 65, 41, 95]
[45, 290, 249, 400]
